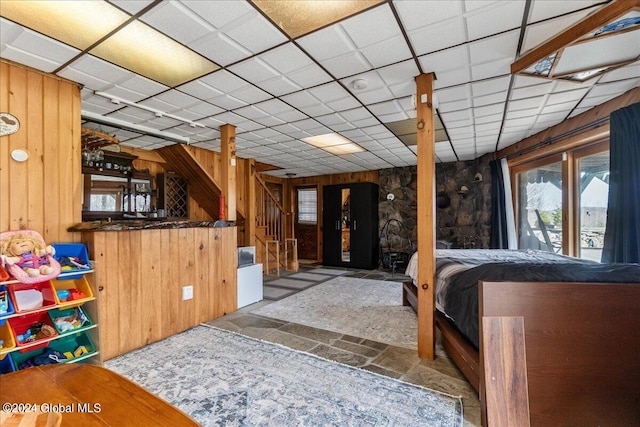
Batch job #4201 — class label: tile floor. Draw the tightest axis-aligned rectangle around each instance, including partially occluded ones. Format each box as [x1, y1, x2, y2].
[207, 264, 481, 426]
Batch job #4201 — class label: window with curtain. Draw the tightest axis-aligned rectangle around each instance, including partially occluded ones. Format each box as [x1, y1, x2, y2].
[297, 188, 317, 224]
[577, 149, 609, 261]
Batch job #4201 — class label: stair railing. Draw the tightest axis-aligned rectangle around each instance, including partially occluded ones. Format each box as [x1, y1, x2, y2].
[255, 174, 297, 274]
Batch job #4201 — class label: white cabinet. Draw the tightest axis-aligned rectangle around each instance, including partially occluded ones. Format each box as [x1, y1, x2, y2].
[237, 264, 263, 309]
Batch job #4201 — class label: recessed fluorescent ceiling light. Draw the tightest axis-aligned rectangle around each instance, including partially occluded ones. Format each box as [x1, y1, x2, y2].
[302, 133, 365, 155]
[0, 1, 219, 87]
[0, 1, 129, 50]
[90, 19, 219, 87]
[252, 0, 384, 38]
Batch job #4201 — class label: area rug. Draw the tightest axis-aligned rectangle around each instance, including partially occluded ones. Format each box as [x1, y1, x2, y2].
[252, 276, 418, 349]
[106, 326, 463, 427]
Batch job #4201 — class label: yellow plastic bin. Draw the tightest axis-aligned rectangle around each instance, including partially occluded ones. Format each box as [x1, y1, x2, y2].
[0, 322, 16, 360]
[51, 276, 94, 308]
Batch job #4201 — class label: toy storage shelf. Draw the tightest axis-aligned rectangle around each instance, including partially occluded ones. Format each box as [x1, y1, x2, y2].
[0, 244, 100, 374]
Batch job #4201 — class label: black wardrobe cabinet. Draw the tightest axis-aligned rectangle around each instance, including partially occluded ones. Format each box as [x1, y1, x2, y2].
[322, 182, 378, 269]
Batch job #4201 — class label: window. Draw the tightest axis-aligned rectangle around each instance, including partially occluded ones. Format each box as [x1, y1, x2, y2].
[511, 141, 609, 260]
[297, 188, 317, 224]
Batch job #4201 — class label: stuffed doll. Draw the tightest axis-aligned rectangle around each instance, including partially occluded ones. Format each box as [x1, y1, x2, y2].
[0, 233, 55, 277]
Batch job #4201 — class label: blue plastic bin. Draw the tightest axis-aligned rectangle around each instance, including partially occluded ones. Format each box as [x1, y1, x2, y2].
[52, 243, 91, 279]
[0, 285, 15, 326]
[0, 354, 16, 374]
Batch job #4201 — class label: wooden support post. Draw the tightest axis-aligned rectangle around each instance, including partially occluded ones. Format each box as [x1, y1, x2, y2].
[416, 73, 436, 360]
[221, 124, 237, 221]
[245, 159, 256, 247]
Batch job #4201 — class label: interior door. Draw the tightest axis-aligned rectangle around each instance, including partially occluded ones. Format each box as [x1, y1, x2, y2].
[295, 186, 318, 260]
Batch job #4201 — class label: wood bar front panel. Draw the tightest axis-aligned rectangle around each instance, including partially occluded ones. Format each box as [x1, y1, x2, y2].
[83, 227, 237, 360]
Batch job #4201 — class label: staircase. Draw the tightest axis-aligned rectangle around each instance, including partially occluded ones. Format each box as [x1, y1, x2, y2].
[155, 144, 297, 276]
[255, 174, 298, 276]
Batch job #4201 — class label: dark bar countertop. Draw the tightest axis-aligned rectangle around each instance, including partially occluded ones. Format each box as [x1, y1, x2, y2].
[68, 220, 233, 232]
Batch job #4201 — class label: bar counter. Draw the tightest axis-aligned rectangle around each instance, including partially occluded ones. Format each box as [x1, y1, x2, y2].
[68, 219, 232, 232]
[75, 224, 237, 360]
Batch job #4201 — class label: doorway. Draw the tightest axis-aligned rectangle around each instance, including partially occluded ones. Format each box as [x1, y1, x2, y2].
[295, 186, 319, 260]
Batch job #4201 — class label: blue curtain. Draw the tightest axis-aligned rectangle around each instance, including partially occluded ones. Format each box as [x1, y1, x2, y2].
[601, 102, 640, 264]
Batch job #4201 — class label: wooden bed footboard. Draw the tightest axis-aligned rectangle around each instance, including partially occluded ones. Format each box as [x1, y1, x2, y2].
[479, 281, 640, 426]
[404, 280, 640, 426]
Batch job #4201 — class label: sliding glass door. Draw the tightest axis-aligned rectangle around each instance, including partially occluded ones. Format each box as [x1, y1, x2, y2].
[577, 148, 609, 261]
[515, 158, 563, 253]
[511, 141, 609, 260]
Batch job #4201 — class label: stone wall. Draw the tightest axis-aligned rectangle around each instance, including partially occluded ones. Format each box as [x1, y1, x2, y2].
[378, 154, 492, 250]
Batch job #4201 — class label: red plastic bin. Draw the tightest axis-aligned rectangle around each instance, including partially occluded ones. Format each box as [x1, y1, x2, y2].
[9, 310, 58, 352]
[9, 281, 56, 313]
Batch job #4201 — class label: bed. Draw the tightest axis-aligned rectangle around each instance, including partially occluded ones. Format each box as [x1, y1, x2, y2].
[403, 249, 640, 426]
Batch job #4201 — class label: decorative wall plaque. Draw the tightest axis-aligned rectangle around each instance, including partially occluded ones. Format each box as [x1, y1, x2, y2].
[0, 113, 20, 136]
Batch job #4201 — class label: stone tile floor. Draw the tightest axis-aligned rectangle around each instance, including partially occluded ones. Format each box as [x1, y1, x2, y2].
[206, 265, 481, 426]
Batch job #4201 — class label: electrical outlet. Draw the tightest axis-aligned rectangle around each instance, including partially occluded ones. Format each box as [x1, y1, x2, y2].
[182, 285, 193, 301]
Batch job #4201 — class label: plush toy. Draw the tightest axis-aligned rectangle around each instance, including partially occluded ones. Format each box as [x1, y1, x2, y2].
[0, 233, 55, 277]
[0, 230, 60, 283]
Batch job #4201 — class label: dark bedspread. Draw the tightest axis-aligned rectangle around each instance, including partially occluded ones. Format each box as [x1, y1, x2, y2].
[439, 254, 640, 349]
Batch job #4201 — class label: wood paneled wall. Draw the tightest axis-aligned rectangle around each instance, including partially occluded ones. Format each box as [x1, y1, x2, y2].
[0, 60, 82, 242]
[82, 226, 237, 360]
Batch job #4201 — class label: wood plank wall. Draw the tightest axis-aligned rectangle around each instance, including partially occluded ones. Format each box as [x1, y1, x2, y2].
[83, 226, 237, 360]
[0, 60, 82, 242]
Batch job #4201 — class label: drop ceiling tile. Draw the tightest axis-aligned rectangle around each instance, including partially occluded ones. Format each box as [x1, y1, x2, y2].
[528, 0, 602, 23]
[469, 31, 519, 65]
[437, 99, 473, 113]
[57, 57, 121, 92]
[395, 0, 463, 31]
[254, 76, 302, 96]
[471, 76, 511, 97]
[367, 100, 403, 116]
[418, 45, 470, 75]
[406, 17, 466, 56]
[229, 57, 279, 83]
[589, 79, 639, 99]
[432, 67, 473, 90]
[109, 0, 154, 15]
[320, 51, 372, 79]
[511, 79, 554, 100]
[508, 95, 546, 111]
[506, 107, 540, 120]
[229, 85, 271, 105]
[474, 111, 503, 124]
[465, 1, 525, 40]
[181, 101, 224, 119]
[546, 88, 590, 106]
[471, 59, 512, 81]
[359, 35, 412, 68]
[140, 1, 213, 45]
[473, 91, 508, 107]
[1, 25, 79, 73]
[599, 62, 640, 83]
[540, 100, 580, 115]
[221, 10, 287, 55]
[190, 32, 251, 66]
[285, 64, 333, 88]
[280, 92, 334, 117]
[524, 4, 598, 52]
[377, 59, 421, 88]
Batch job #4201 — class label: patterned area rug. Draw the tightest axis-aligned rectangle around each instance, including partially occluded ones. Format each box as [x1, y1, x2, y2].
[106, 326, 463, 427]
[252, 276, 418, 349]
